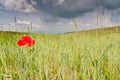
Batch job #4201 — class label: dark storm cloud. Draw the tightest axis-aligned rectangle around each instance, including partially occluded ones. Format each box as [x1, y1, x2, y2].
[31, 0, 120, 18]
[103, 0, 120, 9]
[0, 0, 120, 18]
[33, 0, 99, 18]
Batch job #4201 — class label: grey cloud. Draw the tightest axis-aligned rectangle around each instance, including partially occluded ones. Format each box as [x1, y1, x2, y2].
[32, 0, 120, 18]
[0, 0, 120, 18]
[103, 0, 120, 10]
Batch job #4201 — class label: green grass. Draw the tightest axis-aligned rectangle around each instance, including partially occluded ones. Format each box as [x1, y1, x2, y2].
[0, 27, 120, 80]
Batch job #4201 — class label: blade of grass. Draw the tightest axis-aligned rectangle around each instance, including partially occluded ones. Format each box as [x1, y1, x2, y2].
[97, 44, 112, 65]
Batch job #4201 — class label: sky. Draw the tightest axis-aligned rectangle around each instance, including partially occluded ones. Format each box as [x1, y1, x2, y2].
[0, 0, 120, 33]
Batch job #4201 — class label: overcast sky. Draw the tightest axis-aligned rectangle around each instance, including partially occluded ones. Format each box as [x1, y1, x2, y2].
[0, 0, 120, 33]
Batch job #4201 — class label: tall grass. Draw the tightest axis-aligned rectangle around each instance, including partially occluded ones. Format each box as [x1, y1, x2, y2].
[0, 30, 120, 80]
[0, 8, 119, 80]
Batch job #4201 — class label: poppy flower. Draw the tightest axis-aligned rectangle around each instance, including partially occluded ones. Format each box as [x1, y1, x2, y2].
[17, 36, 35, 47]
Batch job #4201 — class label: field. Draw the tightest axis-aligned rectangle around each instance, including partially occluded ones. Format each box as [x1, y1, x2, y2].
[0, 27, 120, 80]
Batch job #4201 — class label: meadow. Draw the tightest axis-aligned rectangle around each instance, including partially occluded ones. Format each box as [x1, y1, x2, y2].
[0, 27, 120, 80]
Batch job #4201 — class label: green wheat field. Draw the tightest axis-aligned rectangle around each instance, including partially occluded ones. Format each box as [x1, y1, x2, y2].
[0, 27, 120, 80]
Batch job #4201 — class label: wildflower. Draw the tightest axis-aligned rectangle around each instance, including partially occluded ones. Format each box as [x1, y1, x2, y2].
[17, 36, 35, 47]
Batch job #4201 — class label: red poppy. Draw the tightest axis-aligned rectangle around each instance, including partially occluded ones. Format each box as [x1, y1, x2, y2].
[17, 36, 35, 47]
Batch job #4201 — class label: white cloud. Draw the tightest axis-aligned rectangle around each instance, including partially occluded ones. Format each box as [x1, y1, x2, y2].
[31, 0, 37, 5]
[11, 20, 40, 28]
[0, 20, 43, 32]
[0, 0, 36, 13]
[17, 20, 30, 25]
[58, 0, 64, 5]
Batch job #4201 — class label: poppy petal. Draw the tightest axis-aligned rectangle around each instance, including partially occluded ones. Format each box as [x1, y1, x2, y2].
[17, 40, 26, 46]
